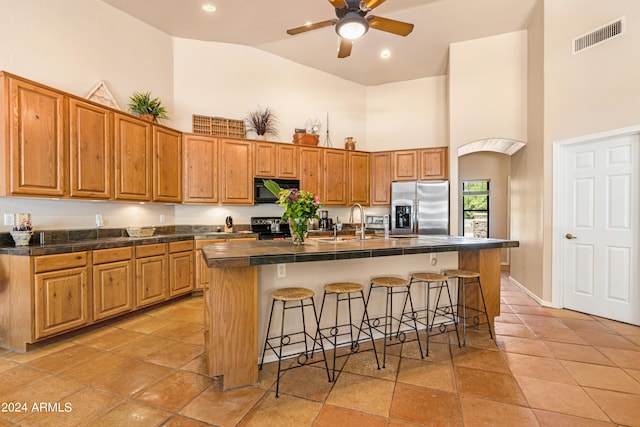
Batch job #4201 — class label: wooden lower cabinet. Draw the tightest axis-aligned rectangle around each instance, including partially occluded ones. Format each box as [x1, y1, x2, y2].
[135, 243, 168, 308]
[169, 241, 194, 297]
[33, 252, 89, 340]
[92, 247, 134, 321]
[195, 239, 226, 289]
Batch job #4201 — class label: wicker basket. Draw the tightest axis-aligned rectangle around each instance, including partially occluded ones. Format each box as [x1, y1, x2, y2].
[193, 114, 246, 138]
[10, 231, 32, 246]
[126, 227, 156, 238]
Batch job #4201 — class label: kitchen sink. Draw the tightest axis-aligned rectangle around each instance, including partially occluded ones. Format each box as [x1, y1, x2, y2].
[313, 236, 387, 243]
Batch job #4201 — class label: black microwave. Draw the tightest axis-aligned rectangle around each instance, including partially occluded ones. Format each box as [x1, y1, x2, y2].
[254, 178, 300, 204]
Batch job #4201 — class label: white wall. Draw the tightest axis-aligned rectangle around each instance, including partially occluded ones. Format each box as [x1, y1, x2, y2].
[448, 31, 528, 235]
[366, 76, 449, 151]
[0, 0, 175, 123]
[172, 38, 367, 147]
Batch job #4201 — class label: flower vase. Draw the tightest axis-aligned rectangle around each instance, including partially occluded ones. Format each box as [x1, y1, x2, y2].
[289, 217, 308, 245]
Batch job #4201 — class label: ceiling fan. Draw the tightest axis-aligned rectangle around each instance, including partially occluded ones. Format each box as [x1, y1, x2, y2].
[286, 0, 414, 58]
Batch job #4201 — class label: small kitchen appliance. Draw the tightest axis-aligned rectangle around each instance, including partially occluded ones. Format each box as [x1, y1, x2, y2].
[318, 210, 332, 230]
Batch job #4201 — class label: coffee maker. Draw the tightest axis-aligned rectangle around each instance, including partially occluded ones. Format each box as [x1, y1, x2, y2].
[318, 210, 332, 230]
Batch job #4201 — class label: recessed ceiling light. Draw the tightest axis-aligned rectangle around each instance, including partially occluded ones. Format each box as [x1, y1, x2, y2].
[380, 49, 391, 58]
[202, 4, 216, 12]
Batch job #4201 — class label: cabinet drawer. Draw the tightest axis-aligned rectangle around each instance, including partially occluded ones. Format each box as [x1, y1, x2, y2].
[93, 247, 133, 264]
[195, 239, 226, 249]
[34, 252, 88, 274]
[136, 243, 167, 258]
[169, 240, 194, 253]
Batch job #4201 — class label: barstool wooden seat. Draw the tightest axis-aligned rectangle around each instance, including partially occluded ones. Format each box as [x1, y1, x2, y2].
[314, 282, 380, 381]
[402, 272, 460, 356]
[360, 276, 423, 367]
[259, 287, 330, 397]
[444, 269, 492, 346]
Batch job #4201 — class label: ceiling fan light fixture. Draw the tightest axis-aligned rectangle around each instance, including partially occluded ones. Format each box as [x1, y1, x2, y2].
[335, 12, 369, 40]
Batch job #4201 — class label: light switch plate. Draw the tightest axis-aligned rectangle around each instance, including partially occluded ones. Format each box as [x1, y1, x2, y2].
[4, 213, 14, 226]
[96, 214, 104, 227]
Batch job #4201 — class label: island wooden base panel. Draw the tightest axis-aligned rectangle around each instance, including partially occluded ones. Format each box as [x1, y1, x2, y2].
[206, 265, 259, 390]
[204, 248, 501, 390]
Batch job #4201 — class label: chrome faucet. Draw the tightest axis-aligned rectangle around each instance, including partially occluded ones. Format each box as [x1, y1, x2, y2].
[333, 223, 338, 241]
[349, 203, 366, 240]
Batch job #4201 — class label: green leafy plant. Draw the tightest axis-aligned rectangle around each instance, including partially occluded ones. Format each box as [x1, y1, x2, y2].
[246, 106, 278, 137]
[264, 179, 322, 244]
[127, 91, 169, 122]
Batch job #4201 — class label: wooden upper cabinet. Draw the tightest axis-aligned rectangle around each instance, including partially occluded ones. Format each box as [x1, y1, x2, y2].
[323, 149, 347, 205]
[348, 151, 370, 205]
[419, 147, 448, 180]
[183, 134, 218, 204]
[371, 152, 392, 206]
[299, 146, 323, 198]
[277, 144, 298, 178]
[153, 126, 182, 203]
[3, 76, 67, 197]
[254, 142, 277, 177]
[219, 138, 254, 204]
[392, 150, 419, 181]
[69, 99, 112, 199]
[114, 113, 152, 201]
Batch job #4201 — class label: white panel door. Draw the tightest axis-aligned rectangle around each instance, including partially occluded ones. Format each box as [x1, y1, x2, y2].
[563, 134, 638, 325]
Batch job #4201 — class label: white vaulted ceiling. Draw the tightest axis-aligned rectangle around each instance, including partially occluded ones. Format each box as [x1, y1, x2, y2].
[101, 0, 538, 86]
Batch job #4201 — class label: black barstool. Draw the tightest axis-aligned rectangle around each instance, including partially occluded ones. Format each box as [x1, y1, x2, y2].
[360, 276, 424, 367]
[401, 272, 460, 356]
[444, 269, 493, 345]
[313, 282, 380, 381]
[259, 287, 330, 397]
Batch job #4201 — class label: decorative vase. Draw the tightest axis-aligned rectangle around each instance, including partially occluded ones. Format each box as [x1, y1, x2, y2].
[289, 217, 308, 245]
[345, 137, 356, 150]
[10, 230, 32, 246]
[139, 113, 156, 122]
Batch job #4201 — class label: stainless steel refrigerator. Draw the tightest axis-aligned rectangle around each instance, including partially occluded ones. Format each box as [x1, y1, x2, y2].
[391, 180, 449, 235]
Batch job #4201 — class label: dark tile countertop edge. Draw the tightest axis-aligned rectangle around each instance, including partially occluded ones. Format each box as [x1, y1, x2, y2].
[202, 236, 520, 268]
[0, 232, 259, 256]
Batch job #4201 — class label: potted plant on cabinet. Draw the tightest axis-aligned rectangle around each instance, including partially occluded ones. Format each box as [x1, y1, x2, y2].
[245, 106, 278, 140]
[127, 91, 169, 122]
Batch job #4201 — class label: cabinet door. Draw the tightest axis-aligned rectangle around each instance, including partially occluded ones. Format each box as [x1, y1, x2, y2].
[93, 260, 134, 321]
[114, 113, 152, 201]
[299, 146, 323, 197]
[195, 239, 226, 289]
[323, 149, 348, 205]
[371, 152, 392, 206]
[348, 151, 370, 205]
[34, 267, 89, 339]
[6, 78, 66, 197]
[135, 254, 168, 308]
[183, 134, 218, 204]
[219, 139, 254, 204]
[419, 147, 448, 180]
[153, 126, 182, 202]
[69, 99, 112, 199]
[277, 144, 298, 178]
[254, 142, 277, 177]
[392, 150, 419, 181]
[169, 251, 194, 297]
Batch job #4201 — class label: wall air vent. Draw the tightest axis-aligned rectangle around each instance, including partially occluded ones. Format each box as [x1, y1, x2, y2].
[572, 17, 625, 55]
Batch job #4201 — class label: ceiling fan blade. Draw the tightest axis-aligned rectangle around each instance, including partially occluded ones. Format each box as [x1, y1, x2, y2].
[362, 0, 387, 10]
[286, 19, 337, 36]
[338, 38, 353, 58]
[327, 0, 347, 8]
[368, 15, 414, 36]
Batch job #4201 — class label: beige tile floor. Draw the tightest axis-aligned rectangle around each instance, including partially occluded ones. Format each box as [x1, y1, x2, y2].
[1, 274, 639, 426]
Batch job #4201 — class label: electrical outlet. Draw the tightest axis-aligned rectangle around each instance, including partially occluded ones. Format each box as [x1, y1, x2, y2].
[4, 213, 15, 226]
[96, 214, 104, 227]
[277, 264, 286, 278]
[430, 253, 438, 266]
[159, 214, 165, 224]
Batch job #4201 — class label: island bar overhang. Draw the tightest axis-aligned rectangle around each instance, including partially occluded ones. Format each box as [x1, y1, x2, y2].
[202, 236, 518, 390]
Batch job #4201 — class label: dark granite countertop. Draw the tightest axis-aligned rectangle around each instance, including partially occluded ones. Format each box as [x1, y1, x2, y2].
[0, 230, 258, 256]
[202, 235, 519, 267]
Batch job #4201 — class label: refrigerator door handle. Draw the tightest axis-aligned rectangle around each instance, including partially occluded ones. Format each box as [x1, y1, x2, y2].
[413, 198, 419, 234]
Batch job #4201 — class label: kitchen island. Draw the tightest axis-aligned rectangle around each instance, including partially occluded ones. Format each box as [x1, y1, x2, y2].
[201, 235, 518, 390]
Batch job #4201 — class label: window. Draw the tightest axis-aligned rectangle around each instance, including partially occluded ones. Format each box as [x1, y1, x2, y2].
[462, 180, 490, 238]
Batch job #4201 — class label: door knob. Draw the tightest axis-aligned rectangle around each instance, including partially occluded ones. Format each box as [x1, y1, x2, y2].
[565, 233, 577, 239]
